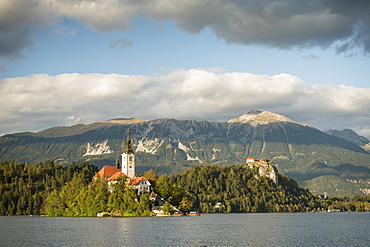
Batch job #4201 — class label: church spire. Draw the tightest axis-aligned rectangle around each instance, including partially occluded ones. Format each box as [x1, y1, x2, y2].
[121, 127, 136, 178]
[123, 128, 134, 154]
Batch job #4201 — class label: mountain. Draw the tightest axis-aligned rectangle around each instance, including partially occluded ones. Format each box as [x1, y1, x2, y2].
[1, 111, 370, 196]
[325, 129, 370, 152]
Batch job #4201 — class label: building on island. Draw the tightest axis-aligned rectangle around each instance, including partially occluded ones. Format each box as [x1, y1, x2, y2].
[246, 157, 278, 185]
[149, 191, 182, 216]
[93, 128, 151, 195]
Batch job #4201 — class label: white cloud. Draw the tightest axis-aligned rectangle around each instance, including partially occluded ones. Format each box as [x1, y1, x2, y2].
[1, 69, 370, 138]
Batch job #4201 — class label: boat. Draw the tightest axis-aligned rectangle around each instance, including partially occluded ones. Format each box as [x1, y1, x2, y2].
[97, 212, 111, 217]
[172, 211, 184, 216]
[187, 211, 200, 216]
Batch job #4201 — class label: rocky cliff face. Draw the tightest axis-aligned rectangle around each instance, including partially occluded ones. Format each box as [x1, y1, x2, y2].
[246, 159, 279, 185]
[1, 111, 370, 196]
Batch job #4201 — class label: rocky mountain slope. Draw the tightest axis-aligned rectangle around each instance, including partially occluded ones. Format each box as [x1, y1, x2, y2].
[325, 129, 370, 152]
[1, 111, 369, 196]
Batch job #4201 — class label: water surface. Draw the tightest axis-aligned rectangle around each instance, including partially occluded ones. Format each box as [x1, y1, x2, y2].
[0, 213, 369, 246]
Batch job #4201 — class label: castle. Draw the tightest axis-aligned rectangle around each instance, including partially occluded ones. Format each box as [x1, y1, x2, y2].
[93, 129, 151, 195]
[246, 157, 278, 185]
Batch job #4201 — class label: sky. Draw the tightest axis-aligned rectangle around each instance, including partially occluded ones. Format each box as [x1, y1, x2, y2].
[1, 0, 370, 138]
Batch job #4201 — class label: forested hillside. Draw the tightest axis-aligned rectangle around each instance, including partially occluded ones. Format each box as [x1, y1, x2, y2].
[159, 164, 314, 213]
[0, 161, 98, 215]
[149, 164, 370, 213]
[1, 161, 369, 216]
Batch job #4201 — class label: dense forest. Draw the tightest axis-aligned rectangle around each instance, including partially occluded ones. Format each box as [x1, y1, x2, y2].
[155, 164, 317, 213]
[0, 160, 369, 216]
[0, 160, 98, 216]
[159, 164, 370, 213]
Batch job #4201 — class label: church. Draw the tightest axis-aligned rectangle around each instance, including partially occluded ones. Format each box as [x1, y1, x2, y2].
[93, 129, 151, 195]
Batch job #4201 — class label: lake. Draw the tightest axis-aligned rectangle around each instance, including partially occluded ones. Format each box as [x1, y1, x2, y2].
[0, 213, 369, 246]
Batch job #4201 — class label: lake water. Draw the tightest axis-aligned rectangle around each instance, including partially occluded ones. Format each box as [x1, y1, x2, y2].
[0, 213, 369, 246]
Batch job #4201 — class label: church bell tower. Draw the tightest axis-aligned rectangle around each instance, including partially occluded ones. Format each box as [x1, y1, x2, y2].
[122, 128, 135, 178]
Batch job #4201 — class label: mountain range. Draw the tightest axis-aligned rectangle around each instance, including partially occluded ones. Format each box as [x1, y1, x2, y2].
[1, 110, 369, 196]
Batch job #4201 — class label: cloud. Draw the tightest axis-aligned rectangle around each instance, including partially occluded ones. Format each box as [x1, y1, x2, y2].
[303, 54, 319, 60]
[1, 0, 370, 63]
[53, 23, 76, 37]
[0, 0, 57, 60]
[1, 69, 370, 138]
[109, 37, 133, 49]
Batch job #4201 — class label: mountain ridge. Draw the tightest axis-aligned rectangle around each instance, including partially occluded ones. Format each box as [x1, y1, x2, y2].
[1, 110, 369, 196]
[325, 129, 370, 152]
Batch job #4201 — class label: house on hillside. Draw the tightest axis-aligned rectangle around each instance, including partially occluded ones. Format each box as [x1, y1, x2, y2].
[149, 191, 182, 216]
[93, 129, 151, 195]
[215, 202, 223, 212]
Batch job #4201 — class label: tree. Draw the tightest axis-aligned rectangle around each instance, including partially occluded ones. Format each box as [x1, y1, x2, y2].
[107, 177, 127, 215]
[45, 190, 65, 216]
[162, 202, 172, 215]
[137, 194, 151, 216]
[143, 169, 159, 188]
[178, 195, 193, 212]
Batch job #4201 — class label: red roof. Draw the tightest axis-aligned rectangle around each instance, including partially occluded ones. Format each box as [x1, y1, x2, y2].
[129, 176, 148, 185]
[94, 166, 149, 185]
[107, 172, 128, 181]
[94, 166, 121, 178]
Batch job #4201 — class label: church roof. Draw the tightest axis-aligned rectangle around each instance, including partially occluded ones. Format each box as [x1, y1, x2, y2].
[129, 176, 149, 185]
[94, 166, 121, 178]
[94, 165, 150, 186]
[107, 171, 128, 181]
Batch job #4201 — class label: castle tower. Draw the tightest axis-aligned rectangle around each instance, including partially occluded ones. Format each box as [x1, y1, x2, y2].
[121, 128, 135, 178]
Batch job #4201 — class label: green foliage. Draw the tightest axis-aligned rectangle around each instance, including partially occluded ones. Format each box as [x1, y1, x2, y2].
[45, 169, 150, 217]
[2, 159, 368, 216]
[137, 194, 151, 216]
[162, 202, 172, 215]
[300, 175, 370, 197]
[155, 174, 188, 207]
[107, 177, 127, 215]
[0, 160, 98, 216]
[155, 164, 320, 213]
[178, 196, 193, 212]
[321, 195, 370, 212]
[0, 159, 153, 217]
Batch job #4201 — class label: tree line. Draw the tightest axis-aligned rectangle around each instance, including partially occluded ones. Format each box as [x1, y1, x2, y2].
[0, 160, 97, 215]
[45, 175, 151, 217]
[1, 160, 369, 216]
[147, 164, 370, 213]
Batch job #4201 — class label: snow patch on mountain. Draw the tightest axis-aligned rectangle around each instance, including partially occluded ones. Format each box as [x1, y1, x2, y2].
[83, 140, 113, 156]
[178, 140, 201, 162]
[136, 138, 163, 154]
[212, 148, 221, 160]
[178, 141, 191, 152]
[186, 153, 202, 162]
[228, 110, 298, 126]
[362, 143, 370, 152]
